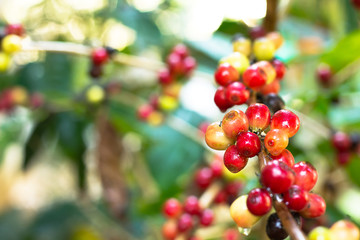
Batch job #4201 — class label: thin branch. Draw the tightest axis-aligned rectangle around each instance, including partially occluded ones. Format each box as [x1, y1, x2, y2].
[263, 0, 279, 32]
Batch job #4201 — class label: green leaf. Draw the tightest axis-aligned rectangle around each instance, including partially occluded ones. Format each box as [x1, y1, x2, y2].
[328, 106, 360, 131]
[346, 155, 360, 188]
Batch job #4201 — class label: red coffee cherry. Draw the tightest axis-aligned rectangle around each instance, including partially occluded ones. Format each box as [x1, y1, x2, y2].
[177, 213, 193, 232]
[167, 52, 183, 75]
[222, 109, 249, 140]
[210, 159, 223, 178]
[270, 149, 295, 167]
[272, 59, 286, 80]
[184, 196, 201, 215]
[214, 63, 239, 86]
[243, 64, 267, 90]
[162, 220, 178, 240]
[5, 23, 24, 36]
[299, 193, 326, 218]
[292, 161, 318, 191]
[283, 185, 309, 211]
[245, 103, 271, 132]
[200, 209, 214, 226]
[260, 79, 280, 95]
[91, 48, 109, 66]
[246, 188, 272, 216]
[214, 86, 233, 112]
[163, 198, 182, 218]
[195, 167, 214, 189]
[261, 161, 295, 194]
[236, 132, 261, 158]
[337, 151, 352, 165]
[172, 44, 189, 59]
[264, 129, 289, 156]
[183, 56, 196, 75]
[224, 145, 248, 173]
[332, 131, 351, 152]
[225, 82, 250, 105]
[158, 69, 174, 85]
[271, 109, 300, 137]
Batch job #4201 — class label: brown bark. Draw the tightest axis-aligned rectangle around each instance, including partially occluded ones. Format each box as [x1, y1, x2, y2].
[263, 0, 279, 32]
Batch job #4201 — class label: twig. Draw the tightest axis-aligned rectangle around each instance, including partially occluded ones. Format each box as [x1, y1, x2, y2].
[263, 0, 279, 32]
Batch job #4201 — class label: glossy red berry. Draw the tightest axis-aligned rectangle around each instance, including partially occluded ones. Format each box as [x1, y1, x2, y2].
[162, 220, 178, 240]
[177, 213, 193, 232]
[92, 48, 109, 65]
[167, 52, 183, 75]
[195, 167, 214, 189]
[184, 196, 201, 215]
[261, 161, 295, 194]
[265, 129, 289, 156]
[292, 161, 318, 191]
[245, 103, 271, 132]
[299, 193, 326, 218]
[172, 44, 189, 59]
[272, 59, 286, 80]
[225, 82, 250, 105]
[271, 109, 300, 137]
[183, 56, 196, 75]
[224, 145, 248, 173]
[337, 151, 352, 165]
[283, 185, 309, 211]
[332, 131, 351, 152]
[214, 63, 239, 86]
[158, 69, 174, 85]
[214, 86, 233, 112]
[5, 23, 24, 36]
[243, 64, 267, 90]
[200, 209, 214, 226]
[221, 109, 249, 140]
[270, 149, 295, 167]
[163, 198, 182, 218]
[246, 188, 272, 216]
[236, 132, 261, 158]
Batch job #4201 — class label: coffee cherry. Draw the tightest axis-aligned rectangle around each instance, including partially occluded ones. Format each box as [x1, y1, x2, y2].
[332, 131, 351, 152]
[246, 188, 272, 216]
[253, 38, 276, 61]
[243, 64, 267, 90]
[183, 56, 196, 75]
[225, 82, 250, 105]
[172, 44, 188, 59]
[260, 80, 280, 95]
[292, 161, 318, 191]
[257, 61, 277, 83]
[223, 228, 240, 240]
[137, 104, 154, 121]
[158, 69, 174, 85]
[337, 151, 351, 165]
[264, 94, 285, 114]
[200, 209, 214, 226]
[10, 86, 27, 105]
[184, 196, 201, 215]
[270, 149, 295, 167]
[222, 110, 249, 140]
[264, 129, 289, 156]
[316, 64, 332, 87]
[214, 190, 228, 204]
[91, 48, 109, 65]
[245, 103, 271, 132]
[89, 64, 103, 78]
[205, 122, 234, 150]
[0, 53, 11, 71]
[158, 95, 178, 111]
[86, 85, 105, 104]
[299, 193, 326, 218]
[225, 181, 243, 197]
[272, 59, 286, 80]
[214, 63, 239, 86]
[283, 185, 309, 211]
[163, 198, 182, 218]
[236, 132, 261, 158]
[214, 86, 233, 112]
[195, 167, 214, 189]
[308, 227, 331, 240]
[266, 212, 301, 240]
[219, 52, 250, 74]
[230, 195, 260, 228]
[148, 111, 164, 126]
[2, 35, 22, 54]
[271, 109, 300, 138]
[249, 26, 266, 40]
[266, 32, 284, 50]
[177, 213, 193, 232]
[224, 145, 248, 173]
[210, 159, 223, 178]
[5, 23, 24, 36]
[162, 220, 178, 240]
[232, 36, 251, 56]
[330, 220, 360, 240]
[163, 82, 182, 98]
[167, 52, 183, 75]
[261, 161, 295, 194]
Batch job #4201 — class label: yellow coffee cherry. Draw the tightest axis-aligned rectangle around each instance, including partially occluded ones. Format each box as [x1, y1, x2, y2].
[230, 195, 260, 228]
[158, 95, 178, 111]
[220, 52, 250, 74]
[0, 53, 11, 71]
[253, 37, 276, 61]
[147, 111, 164, 126]
[2, 34, 22, 54]
[11, 86, 28, 105]
[163, 82, 182, 98]
[308, 227, 331, 240]
[233, 37, 251, 56]
[266, 32, 284, 50]
[86, 85, 105, 104]
[330, 220, 360, 240]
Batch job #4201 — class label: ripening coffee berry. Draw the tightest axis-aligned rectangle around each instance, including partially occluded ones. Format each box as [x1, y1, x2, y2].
[223, 228, 240, 240]
[184, 196, 201, 215]
[272, 59, 286, 80]
[264, 129, 289, 156]
[195, 167, 214, 189]
[337, 151, 351, 165]
[245, 103, 271, 132]
[5, 23, 25, 36]
[219, 52, 250, 74]
[163, 198, 182, 218]
[172, 44, 188, 59]
[332, 131, 351, 152]
[308, 227, 331, 240]
[0, 53, 11, 72]
[183, 56, 196, 75]
[260, 80, 280, 95]
[283, 185, 309, 211]
[317, 64, 332, 87]
[253, 37, 276, 61]
[271, 109, 300, 137]
[91, 48, 109, 65]
[236, 132, 261, 158]
[221, 110, 249, 140]
[86, 85, 105, 104]
[214, 86, 233, 112]
[243, 64, 267, 90]
[270, 149, 295, 167]
[232, 36, 251, 56]
[200, 209, 214, 226]
[225, 81, 250, 105]
[205, 122, 234, 150]
[249, 26, 266, 40]
[292, 161, 318, 191]
[330, 220, 360, 240]
[2, 35, 22, 54]
[246, 188, 272, 216]
[257, 61, 276, 84]
[261, 161, 295, 194]
[137, 104, 154, 120]
[266, 32, 284, 50]
[224, 145, 248, 173]
[214, 63, 239, 86]
[158, 69, 174, 85]
[177, 213, 193, 232]
[210, 159, 223, 178]
[162, 220, 178, 240]
[167, 52, 183, 75]
[230, 195, 260, 228]
[299, 193, 326, 218]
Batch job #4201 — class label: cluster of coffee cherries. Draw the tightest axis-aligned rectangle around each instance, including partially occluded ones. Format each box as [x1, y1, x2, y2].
[308, 219, 359, 240]
[0, 86, 44, 112]
[138, 44, 196, 125]
[162, 155, 244, 240]
[332, 131, 360, 165]
[82, 47, 121, 105]
[0, 23, 25, 71]
[214, 31, 286, 112]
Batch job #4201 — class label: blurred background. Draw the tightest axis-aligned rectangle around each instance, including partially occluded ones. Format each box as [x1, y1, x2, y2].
[0, 0, 359, 239]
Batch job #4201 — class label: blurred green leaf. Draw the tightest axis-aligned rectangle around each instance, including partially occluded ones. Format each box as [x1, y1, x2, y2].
[346, 155, 360, 187]
[328, 106, 360, 130]
[0, 209, 26, 240]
